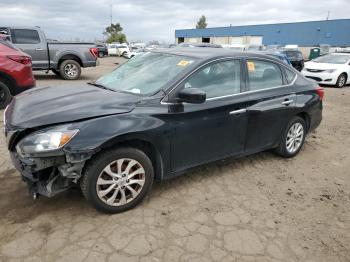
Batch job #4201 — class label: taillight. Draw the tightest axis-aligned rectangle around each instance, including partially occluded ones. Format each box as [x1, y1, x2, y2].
[90, 47, 98, 58]
[7, 55, 32, 66]
[315, 86, 324, 100]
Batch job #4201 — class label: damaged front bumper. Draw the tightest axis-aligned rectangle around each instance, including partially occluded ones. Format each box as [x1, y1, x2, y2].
[9, 150, 92, 198]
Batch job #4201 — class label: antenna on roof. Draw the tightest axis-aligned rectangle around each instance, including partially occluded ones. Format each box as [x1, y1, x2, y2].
[326, 11, 330, 20]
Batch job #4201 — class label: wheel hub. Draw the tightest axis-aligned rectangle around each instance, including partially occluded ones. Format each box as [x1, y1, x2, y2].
[96, 158, 146, 206]
[286, 122, 304, 154]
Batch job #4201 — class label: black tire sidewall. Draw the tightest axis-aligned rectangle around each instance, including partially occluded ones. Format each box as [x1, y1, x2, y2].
[82, 148, 154, 213]
[0, 81, 12, 109]
[277, 117, 306, 158]
[59, 60, 81, 80]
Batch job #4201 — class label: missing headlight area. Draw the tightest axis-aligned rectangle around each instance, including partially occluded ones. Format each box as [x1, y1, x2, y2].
[12, 151, 93, 198]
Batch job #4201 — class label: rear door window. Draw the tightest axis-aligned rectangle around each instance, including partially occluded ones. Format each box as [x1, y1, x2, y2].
[11, 29, 40, 44]
[246, 60, 283, 91]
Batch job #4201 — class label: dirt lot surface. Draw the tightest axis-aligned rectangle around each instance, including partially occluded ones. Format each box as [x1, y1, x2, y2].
[0, 57, 349, 262]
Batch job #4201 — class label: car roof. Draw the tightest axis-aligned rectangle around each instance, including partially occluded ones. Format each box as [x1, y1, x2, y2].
[152, 47, 283, 62]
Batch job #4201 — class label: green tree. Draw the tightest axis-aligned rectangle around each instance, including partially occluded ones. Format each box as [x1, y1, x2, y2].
[104, 23, 127, 43]
[196, 15, 207, 29]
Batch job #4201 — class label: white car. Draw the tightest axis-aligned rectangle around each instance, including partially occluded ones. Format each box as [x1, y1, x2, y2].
[302, 53, 350, 88]
[107, 43, 130, 57]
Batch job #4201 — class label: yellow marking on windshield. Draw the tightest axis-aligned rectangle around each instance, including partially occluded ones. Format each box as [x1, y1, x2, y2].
[177, 60, 191, 67]
[247, 61, 255, 71]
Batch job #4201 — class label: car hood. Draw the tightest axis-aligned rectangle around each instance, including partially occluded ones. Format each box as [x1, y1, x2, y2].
[6, 84, 141, 128]
[304, 61, 341, 70]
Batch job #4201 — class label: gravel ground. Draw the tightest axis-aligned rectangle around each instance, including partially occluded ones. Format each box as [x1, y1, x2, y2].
[0, 57, 349, 262]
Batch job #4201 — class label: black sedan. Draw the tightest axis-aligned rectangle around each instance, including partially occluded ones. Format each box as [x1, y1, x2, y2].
[4, 48, 323, 213]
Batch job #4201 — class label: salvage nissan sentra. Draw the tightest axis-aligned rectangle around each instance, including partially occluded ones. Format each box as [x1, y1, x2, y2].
[4, 48, 323, 213]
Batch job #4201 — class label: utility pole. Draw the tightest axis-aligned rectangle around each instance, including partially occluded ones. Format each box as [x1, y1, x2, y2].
[110, 4, 113, 26]
[326, 11, 330, 20]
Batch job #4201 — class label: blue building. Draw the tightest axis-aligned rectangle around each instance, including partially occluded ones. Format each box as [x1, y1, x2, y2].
[175, 19, 350, 47]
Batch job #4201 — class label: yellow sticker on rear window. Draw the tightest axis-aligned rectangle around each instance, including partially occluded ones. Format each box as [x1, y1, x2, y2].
[177, 60, 191, 67]
[247, 61, 255, 71]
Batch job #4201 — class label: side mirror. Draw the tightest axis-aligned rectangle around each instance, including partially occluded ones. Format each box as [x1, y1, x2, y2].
[178, 88, 206, 104]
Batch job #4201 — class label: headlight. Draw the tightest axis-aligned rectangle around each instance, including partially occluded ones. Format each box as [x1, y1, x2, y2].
[16, 128, 79, 155]
[325, 69, 336, 73]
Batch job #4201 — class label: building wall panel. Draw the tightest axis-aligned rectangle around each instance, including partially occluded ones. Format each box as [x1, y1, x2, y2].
[175, 19, 350, 46]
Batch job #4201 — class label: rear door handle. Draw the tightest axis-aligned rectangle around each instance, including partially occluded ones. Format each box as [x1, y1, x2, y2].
[281, 99, 294, 106]
[35, 48, 43, 51]
[229, 109, 247, 115]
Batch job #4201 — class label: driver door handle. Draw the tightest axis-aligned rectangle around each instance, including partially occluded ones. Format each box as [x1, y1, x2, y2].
[35, 48, 43, 51]
[281, 99, 294, 106]
[229, 109, 247, 115]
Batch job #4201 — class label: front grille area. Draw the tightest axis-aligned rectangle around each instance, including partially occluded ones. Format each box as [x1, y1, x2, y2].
[305, 76, 322, 82]
[306, 69, 324, 73]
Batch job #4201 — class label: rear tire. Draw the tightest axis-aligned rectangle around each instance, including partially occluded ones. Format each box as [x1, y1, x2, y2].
[335, 73, 347, 88]
[274, 116, 306, 158]
[81, 147, 154, 213]
[0, 80, 12, 109]
[59, 60, 81, 80]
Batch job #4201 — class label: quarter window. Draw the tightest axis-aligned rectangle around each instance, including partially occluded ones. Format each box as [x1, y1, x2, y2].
[284, 68, 297, 84]
[247, 60, 283, 91]
[11, 29, 40, 44]
[183, 60, 241, 98]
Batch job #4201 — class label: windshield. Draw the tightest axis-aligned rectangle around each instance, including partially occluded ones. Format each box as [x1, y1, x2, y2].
[96, 52, 197, 95]
[313, 54, 350, 64]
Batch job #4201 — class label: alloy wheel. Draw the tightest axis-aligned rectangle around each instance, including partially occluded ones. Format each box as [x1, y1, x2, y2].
[64, 63, 78, 77]
[286, 122, 304, 154]
[96, 158, 146, 206]
[338, 75, 346, 87]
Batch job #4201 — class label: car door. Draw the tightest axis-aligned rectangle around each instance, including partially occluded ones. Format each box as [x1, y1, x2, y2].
[10, 28, 48, 69]
[243, 58, 298, 152]
[168, 59, 249, 172]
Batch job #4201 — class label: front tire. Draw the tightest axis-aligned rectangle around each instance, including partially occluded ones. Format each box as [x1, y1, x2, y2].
[274, 116, 306, 158]
[59, 60, 81, 80]
[81, 147, 154, 213]
[335, 73, 347, 88]
[0, 80, 12, 109]
[98, 52, 104, 58]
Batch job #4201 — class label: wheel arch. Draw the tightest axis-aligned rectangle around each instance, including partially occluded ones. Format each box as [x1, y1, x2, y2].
[340, 72, 348, 81]
[296, 112, 310, 133]
[97, 136, 164, 181]
[58, 54, 83, 68]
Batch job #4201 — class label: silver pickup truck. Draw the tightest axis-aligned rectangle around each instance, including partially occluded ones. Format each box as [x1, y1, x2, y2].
[0, 26, 98, 80]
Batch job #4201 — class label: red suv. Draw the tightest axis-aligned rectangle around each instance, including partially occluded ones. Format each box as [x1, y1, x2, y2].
[0, 37, 35, 109]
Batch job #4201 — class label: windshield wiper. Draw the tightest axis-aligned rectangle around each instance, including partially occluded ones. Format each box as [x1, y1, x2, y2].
[87, 82, 116, 92]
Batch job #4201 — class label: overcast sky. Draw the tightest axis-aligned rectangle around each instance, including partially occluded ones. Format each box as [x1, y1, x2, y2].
[0, 0, 349, 43]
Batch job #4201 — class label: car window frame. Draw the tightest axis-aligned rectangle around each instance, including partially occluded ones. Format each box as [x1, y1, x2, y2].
[10, 29, 40, 44]
[166, 57, 245, 103]
[243, 58, 290, 93]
